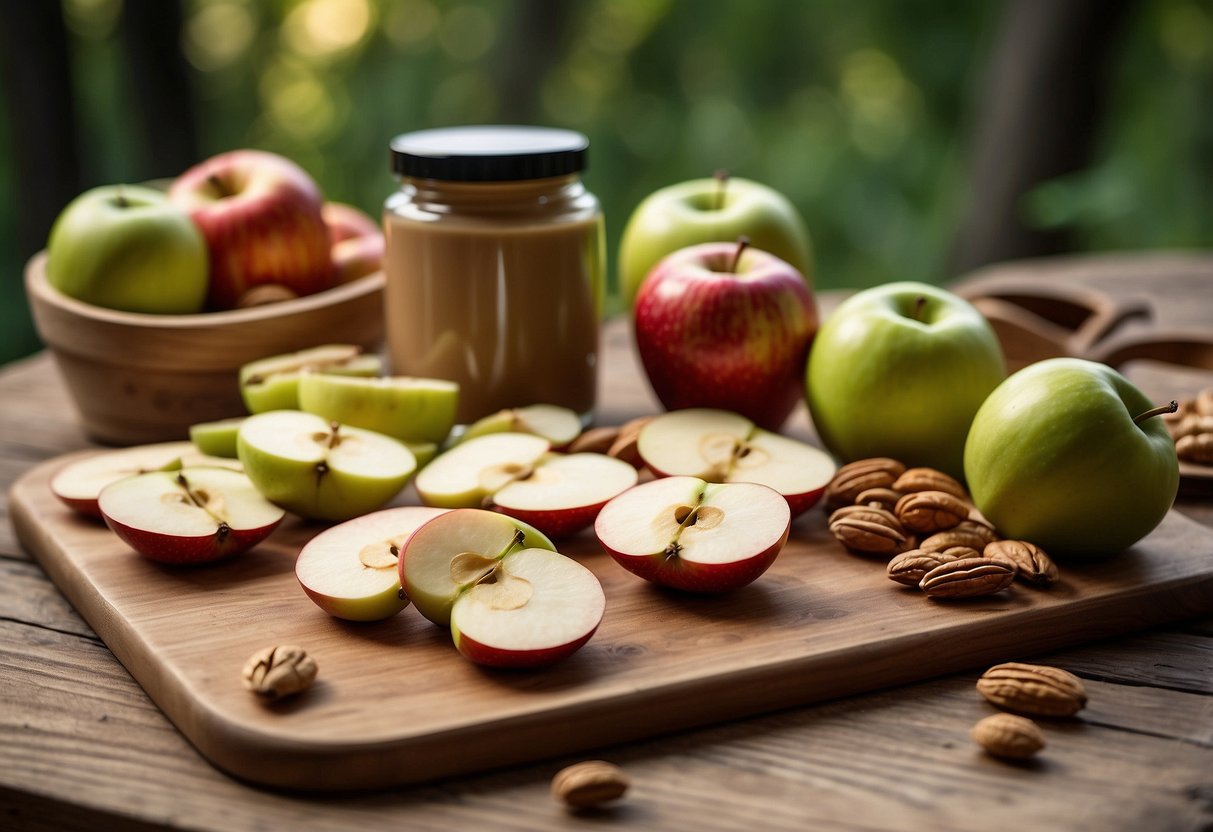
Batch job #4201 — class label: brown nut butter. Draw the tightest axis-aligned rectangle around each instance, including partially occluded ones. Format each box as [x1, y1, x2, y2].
[385, 126, 604, 426]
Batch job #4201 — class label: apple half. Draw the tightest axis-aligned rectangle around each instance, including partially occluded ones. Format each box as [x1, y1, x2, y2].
[414, 433, 638, 537]
[189, 417, 245, 458]
[637, 408, 836, 515]
[595, 476, 791, 593]
[297, 373, 459, 445]
[98, 467, 285, 564]
[400, 508, 602, 668]
[50, 441, 197, 518]
[296, 505, 448, 621]
[239, 344, 382, 414]
[461, 403, 583, 449]
[237, 410, 416, 521]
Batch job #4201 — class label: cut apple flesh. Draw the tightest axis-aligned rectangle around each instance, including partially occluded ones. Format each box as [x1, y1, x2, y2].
[98, 467, 285, 564]
[414, 433, 550, 509]
[637, 408, 836, 515]
[399, 508, 556, 627]
[463, 403, 582, 448]
[50, 441, 197, 518]
[240, 344, 382, 413]
[296, 505, 447, 621]
[450, 547, 605, 669]
[297, 373, 459, 444]
[490, 452, 640, 537]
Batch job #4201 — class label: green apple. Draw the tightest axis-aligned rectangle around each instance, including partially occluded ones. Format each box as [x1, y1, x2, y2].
[618, 174, 812, 306]
[964, 358, 1179, 559]
[46, 184, 208, 314]
[297, 373, 459, 445]
[189, 417, 245, 458]
[460, 403, 581, 448]
[239, 344, 382, 413]
[236, 410, 416, 521]
[806, 282, 1005, 479]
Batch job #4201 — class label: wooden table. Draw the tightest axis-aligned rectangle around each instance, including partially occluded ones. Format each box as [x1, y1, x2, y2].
[3, 258, 1212, 831]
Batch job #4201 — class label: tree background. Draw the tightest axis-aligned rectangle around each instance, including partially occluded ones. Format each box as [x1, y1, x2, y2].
[1, 0, 1210, 365]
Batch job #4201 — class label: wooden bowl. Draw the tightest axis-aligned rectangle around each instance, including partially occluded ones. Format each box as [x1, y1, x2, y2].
[25, 252, 385, 446]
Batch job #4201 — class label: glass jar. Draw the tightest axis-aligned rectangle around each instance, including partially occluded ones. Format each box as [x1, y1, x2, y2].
[384, 126, 604, 426]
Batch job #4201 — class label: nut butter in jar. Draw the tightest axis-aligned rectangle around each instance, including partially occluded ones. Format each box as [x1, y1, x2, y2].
[385, 126, 604, 426]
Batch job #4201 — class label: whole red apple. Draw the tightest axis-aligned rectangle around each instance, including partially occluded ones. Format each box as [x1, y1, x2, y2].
[331, 231, 385, 285]
[633, 240, 818, 430]
[169, 150, 332, 309]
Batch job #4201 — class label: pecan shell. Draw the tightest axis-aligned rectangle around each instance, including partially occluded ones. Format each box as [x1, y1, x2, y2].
[921, 521, 998, 553]
[895, 490, 971, 534]
[891, 467, 968, 499]
[825, 458, 907, 510]
[976, 662, 1088, 716]
[984, 540, 1060, 585]
[886, 545, 978, 586]
[919, 558, 1015, 598]
[830, 516, 908, 555]
[853, 487, 902, 511]
[1176, 433, 1213, 464]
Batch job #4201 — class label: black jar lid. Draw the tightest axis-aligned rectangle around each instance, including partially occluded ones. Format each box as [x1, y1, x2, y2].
[389, 125, 588, 182]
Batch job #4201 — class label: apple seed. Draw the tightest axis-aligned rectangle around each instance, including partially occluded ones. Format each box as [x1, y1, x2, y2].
[358, 539, 403, 570]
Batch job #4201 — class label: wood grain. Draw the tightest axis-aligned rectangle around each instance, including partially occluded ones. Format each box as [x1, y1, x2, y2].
[11, 447, 1213, 792]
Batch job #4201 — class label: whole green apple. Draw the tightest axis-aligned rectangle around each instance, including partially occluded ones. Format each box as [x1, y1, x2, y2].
[618, 174, 812, 306]
[806, 281, 1005, 478]
[46, 185, 209, 314]
[964, 358, 1179, 559]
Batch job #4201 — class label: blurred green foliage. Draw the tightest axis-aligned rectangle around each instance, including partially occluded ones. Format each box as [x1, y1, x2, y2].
[1, 0, 1211, 365]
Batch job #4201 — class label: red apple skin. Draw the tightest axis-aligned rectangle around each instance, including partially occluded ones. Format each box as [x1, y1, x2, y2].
[643, 462, 826, 519]
[491, 501, 609, 540]
[331, 233, 385, 285]
[101, 516, 282, 565]
[53, 494, 105, 520]
[598, 526, 789, 594]
[169, 150, 332, 310]
[323, 202, 381, 245]
[633, 242, 818, 431]
[453, 625, 599, 669]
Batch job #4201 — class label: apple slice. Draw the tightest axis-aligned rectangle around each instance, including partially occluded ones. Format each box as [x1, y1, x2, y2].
[296, 505, 448, 621]
[297, 373, 459, 445]
[189, 417, 245, 458]
[237, 410, 416, 521]
[400, 508, 601, 667]
[595, 475, 791, 593]
[239, 344, 382, 413]
[399, 508, 556, 627]
[98, 467, 285, 564]
[637, 408, 836, 515]
[462, 404, 583, 449]
[414, 433, 551, 509]
[490, 452, 639, 538]
[50, 441, 197, 518]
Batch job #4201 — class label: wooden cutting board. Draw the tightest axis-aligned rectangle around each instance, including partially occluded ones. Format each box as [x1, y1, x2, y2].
[11, 453, 1213, 793]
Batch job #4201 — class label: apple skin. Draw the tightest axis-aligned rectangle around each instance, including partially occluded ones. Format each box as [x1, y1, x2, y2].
[634, 242, 817, 430]
[331, 233, 385, 285]
[46, 185, 209, 314]
[619, 176, 813, 307]
[964, 358, 1179, 559]
[806, 281, 1005, 479]
[322, 201, 380, 245]
[169, 149, 332, 310]
[451, 622, 599, 669]
[492, 502, 606, 540]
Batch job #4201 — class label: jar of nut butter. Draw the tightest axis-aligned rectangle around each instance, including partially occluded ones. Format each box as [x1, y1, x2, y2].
[384, 126, 604, 427]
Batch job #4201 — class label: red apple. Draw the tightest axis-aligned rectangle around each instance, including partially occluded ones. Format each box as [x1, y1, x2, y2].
[633, 239, 818, 430]
[322, 202, 380, 245]
[169, 150, 333, 309]
[331, 233, 385, 285]
[595, 476, 791, 593]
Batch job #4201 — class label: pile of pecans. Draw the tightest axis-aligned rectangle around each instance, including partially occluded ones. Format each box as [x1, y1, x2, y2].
[1164, 388, 1213, 465]
[970, 662, 1088, 760]
[824, 458, 1060, 598]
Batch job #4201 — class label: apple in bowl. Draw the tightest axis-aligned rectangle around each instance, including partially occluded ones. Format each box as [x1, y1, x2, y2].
[399, 509, 604, 668]
[635, 408, 836, 516]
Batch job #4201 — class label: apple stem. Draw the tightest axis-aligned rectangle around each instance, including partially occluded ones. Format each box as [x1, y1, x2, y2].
[714, 169, 729, 211]
[1133, 400, 1178, 425]
[208, 173, 232, 199]
[913, 296, 927, 322]
[328, 422, 341, 449]
[497, 528, 526, 560]
[114, 185, 129, 209]
[728, 236, 750, 274]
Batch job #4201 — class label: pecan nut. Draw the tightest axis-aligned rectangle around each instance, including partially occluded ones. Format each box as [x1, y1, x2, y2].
[984, 540, 1059, 585]
[971, 713, 1046, 760]
[976, 662, 1087, 716]
[830, 516, 909, 555]
[825, 458, 907, 510]
[568, 426, 621, 455]
[921, 520, 999, 552]
[1176, 433, 1213, 464]
[886, 545, 979, 586]
[891, 467, 968, 500]
[919, 558, 1015, 598]
[242, 645, 317, 700]
[551, 760, 630, 809]
[895, 490, 970, 534]
[853, 487, 902, 511]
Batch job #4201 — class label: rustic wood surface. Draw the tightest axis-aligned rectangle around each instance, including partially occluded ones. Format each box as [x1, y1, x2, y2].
[3, 258, 1213, 830]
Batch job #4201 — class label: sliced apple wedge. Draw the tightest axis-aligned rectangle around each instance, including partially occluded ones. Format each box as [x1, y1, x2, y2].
[50, 441, 197, 518]
[462, 403, 583, 449]
[414, 433, 551, 509]
[399, 508, 600, 668]
[636, 408, 836, 515]
[595, 475, 791, 593]
[189, 417, 245, 458]
[297, 373, 459, 445]
[98, 467, 285, 564]
[240, 344, 381, 414]
[296, 505, 448, 621]
[237, 410, 416, 521]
